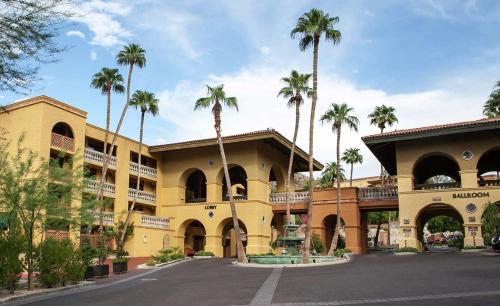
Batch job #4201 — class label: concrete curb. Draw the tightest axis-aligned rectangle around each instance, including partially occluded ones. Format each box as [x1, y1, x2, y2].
[234, 257, 350, 268]
[0, 281, 95, 305]
[461, 248, 487, 253]
[393, 252, 418, 255]
[136, 258, 188, 269]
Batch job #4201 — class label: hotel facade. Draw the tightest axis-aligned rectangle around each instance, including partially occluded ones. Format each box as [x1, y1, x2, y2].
[1, 96, 499, 256]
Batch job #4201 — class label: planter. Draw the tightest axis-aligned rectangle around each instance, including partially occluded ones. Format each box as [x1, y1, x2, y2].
[94, 264, 109, 278]
[84, 266, 94, 280]
[113, 261, 128, 274]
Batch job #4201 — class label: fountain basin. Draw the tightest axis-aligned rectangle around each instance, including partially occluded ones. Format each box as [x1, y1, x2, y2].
[247, 255, 335, 264]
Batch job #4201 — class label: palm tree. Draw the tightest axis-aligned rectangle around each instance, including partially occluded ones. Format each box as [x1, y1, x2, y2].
[119, 90, 159, 247]
[368, 105, 398, 186]
[194, 84, 247, 263]
[94, 44, 146, 231]
[277, 70, 311, 224]
[91, 67, 125, 231]
[291, 8, 341, 263]
[483, 80, 500, 118]
[320, 103, 359, 255]
[341, 148, 363, 187]
[320, 162, 345, 188]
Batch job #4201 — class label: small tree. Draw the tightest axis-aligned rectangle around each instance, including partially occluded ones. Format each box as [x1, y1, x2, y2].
[368, 212, 389, 248]
[482, 201, 500, 244]
[0, 214, 23, 293]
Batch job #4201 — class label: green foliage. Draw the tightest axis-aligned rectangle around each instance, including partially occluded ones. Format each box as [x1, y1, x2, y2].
[145, 259, 156, 266]
[45, 217, 70, 231]
[194, 251, 215, 257]
[277, 70, 312, 107]
[111, 220, 134, 252]
[368, 105, 398, 132]
[447, 236, 464, 250]
[427, 216, 463, 234]
[0, 231, 23, 293]
[482, 201, 500, 243]
[80, 239, 97, 267]
[37, 238, 84, 287]
[320, 162, 345, 187]
[152, 247, 184, 264]
[310, 233, 325, 253]
[294, 214, 302, 225]
[334, 248, 351, 257]
[483, 80, 500, 118]
[368, 212, 389, 225]
[337, 236, 346, 249]
[395, 247, 418, 253]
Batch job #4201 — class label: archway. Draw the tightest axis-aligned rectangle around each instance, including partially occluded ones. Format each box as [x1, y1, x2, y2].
[412, 153, 461, 190]
[52, 122, 74, 138]
[184, 169, 207, 203]
[179, 219, 206, 256]
[477, 147, 500, 186]
[416, 203, 464, 251]
[217, 218, 247, 258]
[269, 165, 286, 194]
[322, 215, 345, 252]
[219, 165, 248, 201]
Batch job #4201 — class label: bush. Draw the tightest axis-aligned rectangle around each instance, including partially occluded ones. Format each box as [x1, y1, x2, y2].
[337, 236, 346, 250]
[152, 247, 184, 264]
[310, 233, 325, 253]
[0, 234, 23, 293]
[145, 259, 156, 266]
[38, 238, 84, 287]
[395, 247, 418, 253]
[194, 251, 215, 257]
[334, 248, 351, 257]
[447, 236, 464, 250]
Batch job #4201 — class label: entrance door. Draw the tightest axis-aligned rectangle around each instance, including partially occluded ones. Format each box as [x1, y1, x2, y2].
[193, 235, 204, 252]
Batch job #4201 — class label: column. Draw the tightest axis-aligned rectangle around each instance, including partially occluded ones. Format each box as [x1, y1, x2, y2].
[246, 234, 270, 255]
[463, 223, 484, 247]
[205, 235, 223, 257]
[206, 182, 222, 202]
[460, 170, 479, 188]
[397, 174, 413, 192]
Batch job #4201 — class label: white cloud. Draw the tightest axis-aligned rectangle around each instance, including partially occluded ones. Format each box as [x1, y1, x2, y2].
[260, 46, 270, 56]
[70, 0, 132, 47]
[66, 30, 85, 39]
[90, 51, 97, 61]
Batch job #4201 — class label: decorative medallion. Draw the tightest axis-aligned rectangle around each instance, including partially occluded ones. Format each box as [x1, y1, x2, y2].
[208, 210, 215, 219]
[466, 203, 477, 214]
[461, 150, 473, 161]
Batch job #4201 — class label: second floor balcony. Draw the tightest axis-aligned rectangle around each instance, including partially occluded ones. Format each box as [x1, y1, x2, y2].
[140, 214, 169, 229]
[358, 186, 398, 200]
[84, 148, 117, 167]
[85, 179, 116, 197]
[51, 132, 74, 152]
[87, 210, 114, 226]
[129, 161, 157, 178]
[128, 188, 156, 204]
[269, 191, 310, 204]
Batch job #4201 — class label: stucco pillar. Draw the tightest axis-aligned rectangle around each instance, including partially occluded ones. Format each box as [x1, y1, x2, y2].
[460, 170, 479, 188]
[246, 234, 270, 255]
[205, 234, 223, 257]
[344, 224, 363, 254]
[247, 179, 269, 202]
[206, 182, 222, 202]
[397, 175, 414, 192]
[399, 226, 419, 250]
[463, 224, 484, 247]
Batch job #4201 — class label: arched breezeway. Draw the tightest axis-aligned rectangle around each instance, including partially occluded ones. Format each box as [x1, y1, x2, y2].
[412, 153, 461, 190]
[216, 217, 247, 258]
[178, 219, 206, 256]
[217, 165, 248, 201]
[322, 214, 345, 253]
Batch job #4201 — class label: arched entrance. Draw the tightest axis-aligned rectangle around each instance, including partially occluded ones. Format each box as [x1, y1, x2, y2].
[416, 203, 464, 251]
[412, 154, 461, 190]
[179, 220, 206, 256]
[322, 214, 345, 252]
[217, 218, 247, 258]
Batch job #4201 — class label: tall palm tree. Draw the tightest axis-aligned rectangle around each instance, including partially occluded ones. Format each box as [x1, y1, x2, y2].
[94, 44, 146, 231]
[483, 80, 500, 118]
[277, 70, 311, 224]
[194, 84, 247, 263]
[320, 162, 345, 188]
[320, 103, 359, 255]
[341, 148, 363, 187]
[91, 67, 124, 231]
[119, 90, 159, 247]
[291, 8, 341, 263]
[368, 105, 398, 186]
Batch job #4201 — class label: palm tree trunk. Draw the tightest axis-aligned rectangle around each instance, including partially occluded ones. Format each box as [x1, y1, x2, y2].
[303, 36, 320, 264]
[95, 63, 134, 213]
[98, 87, 111, 234]
[387, 212, 391, 247]
[214, 102, 247, 263]
[285, 101, 300, 224]
[349, 162, 353, 187]
[328, 126, 342, 256]
[379, 127, 385, 186]
[374, 222, 381, 248]
[120, 110, 144, 246]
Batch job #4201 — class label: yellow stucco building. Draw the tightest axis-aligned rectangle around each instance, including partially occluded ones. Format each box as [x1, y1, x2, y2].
[0, 96, 321, 258]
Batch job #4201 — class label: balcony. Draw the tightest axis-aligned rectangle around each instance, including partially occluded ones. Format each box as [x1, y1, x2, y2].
[88, 210, 114, 226]
[84, 148, 117, 167]
[141, 215, 169, 229]
[269, 191, 310, 204]
[85, 179, 116, 197]
[479, 179, 500, 187]
[128, 188, 156, 204]
[358, 187, 398, 200]
[414, 182, 461, 190]
[51, 132, 74, 152]
[129, 162, 157, 178]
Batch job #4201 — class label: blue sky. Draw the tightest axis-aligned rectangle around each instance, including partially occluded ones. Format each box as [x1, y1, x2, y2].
[2, 0, 500, 177]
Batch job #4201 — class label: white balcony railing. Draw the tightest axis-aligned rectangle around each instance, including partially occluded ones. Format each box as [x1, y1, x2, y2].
[269, 191, 310, 204]
[141, 215, 169, 229]
[358, 187, 398, 200]
[88, 210, 114, 226]
[129, 161, 157, 178]
[85, 179, 116, 196]
[128, 188, 156, 204]
[51, 133, 74, 151]
[84, 148, 117, 167]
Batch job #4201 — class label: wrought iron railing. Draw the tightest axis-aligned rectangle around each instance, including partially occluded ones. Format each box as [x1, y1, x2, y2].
[269, 191, 310, 204]
[358, 187, 398, 200]
[51, 132, 74, 151]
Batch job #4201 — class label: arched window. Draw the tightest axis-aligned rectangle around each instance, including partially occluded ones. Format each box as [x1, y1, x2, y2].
[221, 165, 248, 201]
[477, 148, 500, 186]
[269, 166, 286, 193]
[51, 122, 74, 151]
[185, 170, 207, 203]
[413, 154, 461, 190]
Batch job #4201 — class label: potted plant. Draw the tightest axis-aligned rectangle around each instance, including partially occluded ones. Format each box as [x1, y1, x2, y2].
[81, 241, 96, 280]
[93, 236, 110, 278]
[112, 247, 129, 274]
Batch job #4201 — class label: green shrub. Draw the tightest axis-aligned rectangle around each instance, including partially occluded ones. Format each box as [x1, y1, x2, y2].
[395, 247, 418, 253]
[38, 238, 84, 287]
[145, 259, 156, 266]
[170, 253, 185, 260]
[194, 250, 215, 257]
[310, 233, 325, 253]
[334, 248, 351, 257]
[447, 236, 464, 250]
[337, 236, 346, 249]
[0, 233, 23, 293]
[152, 247, 184, 263]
